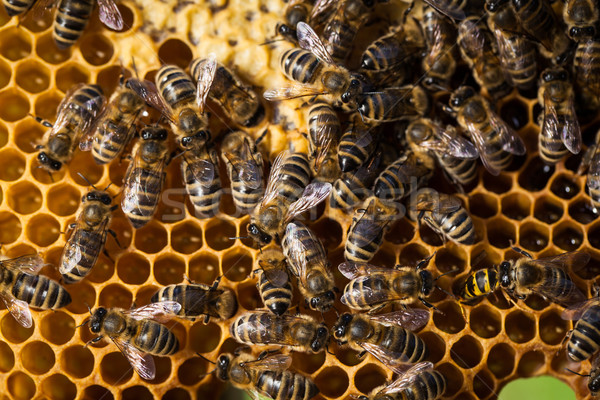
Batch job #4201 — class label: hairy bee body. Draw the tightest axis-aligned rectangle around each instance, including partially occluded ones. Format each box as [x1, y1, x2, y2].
[337, 117, 378, 172]
[567, 301, 600, 361]
[53, 0, 94, 49]
[366, 367, 446, 400]
[437, 152, 478, 187]
[256, 248, 292, 315]
[276, 0, 315, 42]
[373, 153, 432, 201]
[564, 0, 598, 42]
[358, 86, 429, 123]
[574, 38, 600, 109]
[419, 201, 475, 245]
[511, 0, 562, 52]
[307, 101, 341, 182]
[330, 158, 379, 210]
[2, 0, 35, 16]
[461, 268, 499, 302]
[182, 145, 222, 219]
[420, 6, 457, 90]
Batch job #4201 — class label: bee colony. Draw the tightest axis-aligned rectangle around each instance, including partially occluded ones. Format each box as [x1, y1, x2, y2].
[0, 0, 600, 399]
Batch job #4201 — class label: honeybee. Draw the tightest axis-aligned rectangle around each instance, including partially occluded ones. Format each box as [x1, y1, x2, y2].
[215, 352, 319, 400]
[60, 186, 116, 284]
[420, 6, 457, 91]
[330, 155, 380, 211]
[282, 221, 336, 312]
[447, 86, 526, 176]
[574, 37, 600, 110]
[373, 152, 433, 201]
[306, 101, 341, 182]
[255, 247, 293, 315]
[537, 67, 581, 165]
[264, 22, 363, 112]
[2, 0, 35, 16]
[356, 362, 446, 400]
[332, 310, 429, 368]
[151, 277, 238, 323]
[562, 290, 600, 362]
[337, 115, 379, 172]
[459, 268, 499, 303]
[563, 0, 598, 42]
[36, 84, 105, 172]
[358, 85, 429, 123]
[274, 0, 315, 42]
[0, 254, 71, 328]
[422, 0, 480, 20]
[247, 150, 331, 246]
[221, 131, 265, 215]
[121, 126, 171, 228]
[345, 196, 402, 263]
[83, 302, 181, 380]
[182, 144, 222, 219]
[230, 311, 329, 353]
[579, 130, 600, 209]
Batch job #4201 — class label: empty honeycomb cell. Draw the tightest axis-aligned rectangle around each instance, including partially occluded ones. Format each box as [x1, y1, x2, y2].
[14, 119, 45, 153]
[568, 199, 597, 224]
[451, 335, 483, 369]
[47, 184, 81, 216]
[399, 243, 429, 266]
[486, 218, 516, 249]
[117, 4, 135, 31]
[236, 280, 262, 310]
[0, 90, 29, 124]
[134, 285, 160, 306]
[517, 350, 545, 377]
[36, 32, 72, 64]
[189, 322, 221, 353]
[1, 312, 34, 343]
[154, 254, 186, 285]
[65, 281, 96, 314]
[0, 211, 21, 244]
[87, 255, 115, 283]
[83, 386, 114, 400]
[519, 221, 549, 252]
[470, 305, 502, 339]
[419, 223, 444, 246]
[0, 58, 10, 89]
[34, 90, 63, 121]
[0, 339, 14, 373]
[501, 193, 531, 221]
[552, 221, 584, 251]
[55, 63, 90, 93]
[518, 157, 555, 192]
[588, 222, 600, 249]
[15, 59, 51, 93]
[384, 218, 415, 244]
[157, 191, 186, 224]
[40, 311, 75, 345]
[315, 366, 349, 398]
[487, 343, 515, 379]
[437, 362, 463, 397]
[469, 193, 498, 219]
[335, 347, 363, 366]
[539, 310, 569, 345]
[523, 293, 549, 311]
[550, 349, 579, 375]
[550, 174, 579, 199]
[533, 196, 563, 224]
[222, 249, 253, 282]
[177, 356, 208, 386]
[21, 340, 55, 374]
[134, 221, 168, 253]
[99, 283, 133, 309]
[505, 310, 536, 343]
[370, 247, 397, 268]
[421, 331, 446, 363]
[473, 369, 495, 400]
[79, 34, 114, 65]
[500, 98, 529, 131]
[188, 252, 220, 284]
[0, 27, 32, 60]
[123, 386, 153, 400]
[106, 216, 133, 250]
[100, 352, 134, 385]
[312, 217, 343, 249]
[4, 243, 36, 258]
[20, 9, 52, 32]
[158, 38, 194, 68]
[61, 345, 94, 378]
[41, 373, 77, 400]
[205, 218, 236, 250]
[354, 363, 387, 395]
[26, 214, 60, 246]
[7, 371, 36, 400]
[482, 171, 512, 194]
[148, 356, 172, 384]
[171, 221, 203, 254]
[70, 152, 104, 185]
[435, 247, 467, 274]
[7, 181, 42, 214]
[117, 252, 151, 284]
[0, 120, 6, 148]
[0, 148, 25, 181]
[219, 192, 238, 216]
[163, 388, 191, 400]
[291, 351, 326, 375]
[433, 301, 465, 334]
[97, 64, 123, 95]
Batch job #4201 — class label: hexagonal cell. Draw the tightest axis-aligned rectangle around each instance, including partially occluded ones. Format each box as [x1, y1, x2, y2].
[0, 148, 26, 181]
[0, 120, 7, 148]
[148, 356, 172, 384]
[384, 218, 415, 244]
[4, 243, 36, 259]
[0, 89, 30, 121]
[134, 220, 168, 253]
[334, 346, 362, 366]
[99, 284, 133, 309]
[418, 222, 444, 246]
[0, 211, 21, 244]
[315, 366, 349, 398]
[421, 331, 446, 363]
[482, 171, 512, 194]
[7, 371, 36, 400]
[35, 91, 62, 121]
[189, 322, 221, 353]
[36, 32, 72, 64]
[523, 293, 549, 311]
[473, 369, 495, 400]
[205, 218, 236, 250]
[486, 217, 516, 249]
[20, 9, 52, 32]
[433, 301, 465, 334]
[171, 221, 203, 254]
[505, 310, 536, 343]
[97, 65, 122, 94]
[500, 98, 529, 130]
[0, 27, 32, 60]
[450, 335, 483, 369]
[588, 222, 600, 250]
[7, 181, 42, 214]
[61, 345, 94, 379]
[533, 195, 563, 224]
[117, 252, 150, 284]
[370, 247, 397, 268]
[550, 174, 579, 199]
[517, 350, 545, 377]
[86, 253, 114, 283]
[553, 221, 584, 251]
[158, 38, 193, 68]
[291, 351, 326, 375]
[540, 309, 570, 345]
[354, 363, 387, 396]
[14, 119, 45, 153]
[21, 340, 55, 374]
[15, 59, 51, 93]
[100, 352, 134, 385]
[83, 386, 114, 400]
[487, 342, 515, 379]
[0, 340, 15, 372]
[65, 281, 96, 314]
[79, 34, 114, 65]
[189, 252, 220, 284]
[501, 192, 531, 220]
[398, 243, 430, 267]
[519, 221, 549, 252]
[26, 214, 60, 246]
[569, 199, 598, 224]
[469, 192, 498, 219]
[40, 311, 75, 345]
[154, 254, 186, 285]
[1, 312, 34, 343]
[69, 151, 104, 185]
[470, 305, 501, 339]
[163, 388, 191, 400]
[222, 249, 253, 282]
[518, 156, 555, 191]
[46, 183, 81, 216]
[437, 362, 463, 397]
[551, 348, 580, 375]
[311, 217, 343, 249]
[0, 58, 10, 89]
[178, 357, 209, 386]
[55, 63, 90, 93]
[435, 247, 467, 274]
[106, 215, 133, 251]
[117, 4, 135, 31]
[237, 280, 262, 311]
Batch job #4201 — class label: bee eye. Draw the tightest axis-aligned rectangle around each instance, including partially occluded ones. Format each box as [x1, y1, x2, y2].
[101, 195, 112, 205]
[141, 130, 152, 140]
[542, 72, 553, 82]
[341, 93, 350, 103]
[326, 291, 335, 300]
[158, 130, 168, 140]
[310, 298, 318, 308]
[86, 193, 95, 201]
[38, 152, 47, 163]
[317, 327, 327, 337]
[51, 161, 62, 170]
[262, 234, 272, 244]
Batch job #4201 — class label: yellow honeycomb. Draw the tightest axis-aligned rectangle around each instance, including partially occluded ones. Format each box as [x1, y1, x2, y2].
[0, 0, 598, 399]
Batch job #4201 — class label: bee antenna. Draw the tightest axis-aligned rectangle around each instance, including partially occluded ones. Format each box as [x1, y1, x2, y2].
[326, 345, 335, 356]
[196, 353, 216, 365]
[77, 173, 98, 190]
[435, 285, 458, 300]
[259, 38, 284, 46]
[76, 319, 89, 328]
[434, 268, 460, 281]
[103, 182, 113, 192]
[565, 368, 590, 377]
[48, 170, 55, 183]
[229, 236, 250, 240]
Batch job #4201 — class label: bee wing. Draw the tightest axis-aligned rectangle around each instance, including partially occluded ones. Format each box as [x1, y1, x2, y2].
[587, 146, 600, 190]
[340, 275, 406, 307]
[488, 110, 526, 155]
[284, 182, 332, 223]
[313, 116, 336, 171]
[422, 0, 466, 20]
[310, 0, 337, 23]
[195, 54, 217, 113]
[28, 0, 56, 21]
[542, 90, 581, 155]
[458, 19, 486, 53]
[262, 266, 289, 288]
[0, 293, 33, 328]
[186, 155, 216, 189]
[562, 298, 600, 321]
[235, 312, 305, 345]
[296, 22, 335, 65]
[127, 79, 174, 122]
[283, 222, 310, 285]
[379, 362, 435, 394]
[338, 262, 391, 280]
[124, 301, 182, 323]
[264, 85, 326, 101]
[123, 151, 168, 215]
[244, 354, 292, 372]
[422, 125, 478, 158]
[369, 309, 431, 331]
[360, 341, 419, 371]
[97, 0, 124, 30]
[226, 148, 263, 190]
[0, 254, 45, 274]
[261, 151, 288, 207]
[466, 122, 501, 176]
[111, 335, 156, 380]
[414, 193, 462, 213]
[533, 251, 591, 272]
[530, 277, 586, 307]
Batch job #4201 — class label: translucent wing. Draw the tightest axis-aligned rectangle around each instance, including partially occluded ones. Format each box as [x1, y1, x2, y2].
[284, 182, 332, 223]
[54, 84, 106, 138]
[29, 0, 56, 22]
[542, 89, 581, 155]
[0, 294, 33, 328]
[195, 54, 217, 113]
[121, 146, 168, 215]
[127, 78, 174, 122]
[264, 85, 326, 101]
[312, 114, 336, 171]
[465, 121, 500, 176]
[186, 155, 216, 189]
[0, 254, 44, 274]
[226, 142, 263, 190]
[260, 263, 289, 288]
[562, 297, 600, 321]
[243, 354, 292, 372]
[458, 19, 486, 54]
[233, 312, 307, 345]
[59, 214, 110, 275]
[587, 146, 600, 191]
[360, 340, 416, 370]
[261, 151, 289, 207]
[341, 275, 410, 307]
[413, 192, 462, 213]
[283, 222, 310, 286]
[422, 0, 466, 20]
[310, 0, 337, 23]
[369, 309, 431, 331]
[379, 362, 434, 395]
[530, 275, 586, 307]
[125, 301, 182, 323]
[296, 22, 335, 65]
[488, 109, 526, 155]
[338, 262, 392, 280]
[422, 125, 478, 158]
[533, 251, 591, 271]
[97, 0, 124, 30]
[111, 335, 156, 380]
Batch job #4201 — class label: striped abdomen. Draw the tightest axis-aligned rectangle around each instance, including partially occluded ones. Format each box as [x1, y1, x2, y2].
[395, 369, 446, 400]
[53, 0, 94, 49]
[255, 370, 319, 400]
[61, 229, 105, 284]
[155, 65, 196, 110]
[11, 272, 71, 309]
[345, 219, 385, 263]
[230, 312, 278, 345]
[478, 123, 513, 173]
[574, 39, 600, 95]
[370, 325, 428, 364]
[322, 18, 360, 64]
[568, 304, 600, 361]
[182, 153, 222, 219]
[307, 102, 340, 160]
[424, 207, 475, 245]
[133, 319, 179, 356]
[437, 154, 478, 187]
[92, 120, 136, 165]
[499, 35, 537, 90]
[152, 284, 237, 321]
[228, 164, 264, 215]
[540, 266, 580, 303]
[359, 87, 429, 123]
[342, 275, 387, 309]
[373, 160, 412, 200]
[462, 269, 499, 300]
[280, 48, 323, 85]
[330, 174, 369, 210]
[258, 270, 293, 316]
[337, 127, 377, 172]
[123, 168, 164, 228]
[273, 153, 311, 206]
[66, 84, 105, 125]
[512, 0, 556, 50]
[2, 0, 35, 16]
[539, 101, 571, 164]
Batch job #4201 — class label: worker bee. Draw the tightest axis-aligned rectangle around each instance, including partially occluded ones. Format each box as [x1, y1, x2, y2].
[422, 0, 480, 20]
[358, 85, 429, 124]
[247, 150, 331, 246]
[562, 289, 600, 362]
[356, 362, 446, 400]
[151, 276, 238, 323]
[578, 130, 600, 209]
[306, 101, 341, 182]
[420, 6, 457, 91]
[121, 126, 171, 228]
[537, 67, 581, 165]
[345, 196, 403, 263]
[255, 247, 293, 315]
[182, 144, 222, 219]
[221, 131, 265, 215]
[0, 254, 71, 328]
[330, 155, 380, 211]
[373, 152, 433, 201]
[459, 268, 500, 303]
[569, 354, 600, 398]
[83, 302, 181, 380]
[35, 84, 105, 172]
[264, 22, 363, 112]
[574, 37, 600, 111]
[2, 0, 35, 16]
[563, 0, 598, 42]
[332, 310, 429, 368]
[338, 115, 379, 172]
[60, 186, 117, 284]
[215, 352, 319, 400]
[189, 57, 265, 128]
[282, 221, 336, 312]
[230, 311, 329, 353]
[274, 0, 315, 42]
[446, 86, 526, 176]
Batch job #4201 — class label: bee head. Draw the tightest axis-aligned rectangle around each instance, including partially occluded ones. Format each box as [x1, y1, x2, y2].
[276, 23, 296, 40]
[570, 26, 596, 41]
[589, 373, 600, 394]
[311, 325, 330, 352]
[180, 131, 210, 148]
[141, 127, 168, 141]
[420, 270, 434, 297]
[84, 190, 112, 206]
[407, 121, 431, 143]
[90, 307, 107, 333]
[450, 86, 475, 109]
[342, 78, 363, 104]
[541, 67, 568, 83]
[37, 152, 62, 171]
[247, 222, 272, 245]
[216, 354, 231, 381]
[498, 261, 512, 288]
[333, 313, 353, 342]
[309, 290, 335, 312]
[485, 0, 508, 12]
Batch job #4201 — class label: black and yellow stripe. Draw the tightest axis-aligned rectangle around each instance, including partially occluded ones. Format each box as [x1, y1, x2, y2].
[423, 206, 475, 245]
[397, 369, 446, 400]
[10, 271, 71, 309]
[512, 0, 557, 51]
[337, 124, 377, 172]
[2, 0, 35, 17]
[53, 0, 94, 49]
[156, 65, 196, 109]
[258, 270, 292, 316]
[462, 269, 499, 300]
[255, 370, 319, 400]
[182, 147, 222, 219]
[152, 283, 237, 321]
[280, 48, 323, 85]
[61, 228, 107, 284]
[568, 304, 600, 362]
[133, 319, 179, 355]
[437, 153, 478, 187]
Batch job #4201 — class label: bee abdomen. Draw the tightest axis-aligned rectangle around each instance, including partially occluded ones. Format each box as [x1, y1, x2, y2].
[93, 123, 135, 165]
[256, 370, 319, 400]
[402, 369, 446, 400]
[569, 305, 600, 361]
[432, 208, 475, 245]
[12, 273, 71, 309]
[136, 320, 179, 355]
[539, 132, 568, 164]
[258, 272, 293, 316]
[345, 223, 384, 263]
[3, 0, 34, 16]
[373, 165, 410, 200]
[183, 162, 222, 219]
[323, 19, 356, 63]
[123, 168, 163, 228]
[463, 269, 498, 299]
[278, 153, 311, 201]
[381, 326, 428, 363]
[342, 277, 377, 310]
[230, 174, 263, 214]
[230, 312, 274, 344]
[61, 229, 105, 283]
[156, 65, 196, 109]
[330, 176, 366, 210]
[53, 0, 94, 49]
[281, 49, 322, 84]
[438, 155, 478, 186]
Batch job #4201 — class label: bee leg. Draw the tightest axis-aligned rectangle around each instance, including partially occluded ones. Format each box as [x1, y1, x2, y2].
[357, 350, 367, 359]
[203, 314, 211, 324]
[183, 274, 194, 284]
[31, 115, 53, 128]
[421, 299, 441, 314]
[509, 243, 532, 259]
[367, 303, 387, 315]
[102, 249, 115, 264]
[85, 336, 104, 347]
[210, 275, 223, 291]
[108, 229, 124, 249]
[255, 129, 268, 147]
[416, 253, 435, 270]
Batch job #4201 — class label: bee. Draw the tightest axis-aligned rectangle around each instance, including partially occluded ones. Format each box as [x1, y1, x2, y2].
[562, 289, 600, 362]
[60, 186, 117, 284]
[275, 0, 315, 42]
[563, 0, 599, 42]
[574, 37, 600, 110]
[306, 101, 341, 182]
[35, 84, 105, 172]
[189, 57, 265, 128]
[421, 0, 480, 20]
[356, 362, 446, 400]
[345, 196, 402, 263]
[420, 6, 458, 91]
[338, 115, 379, 173]
[230, 311, 329, 353]
[151, 276, 237, 323]
[247, 150, 331, 246]
[2, 0, 35, 16]
[83, 302, 181, 380]
[358, 85, 429, 124]
[578, 130, 600, 209]
[221, 131, 265, 215]
[182, 144, 222, 219]
[264, 22, 363, 113]
[446, 86, 526, 176]
[255, 247, 293, 315]
[330, 155, 380, 211]
[0, 254, 71, 328]
[373, 152, 433, 201]
[282, 221, 336, 312]
[215, 352, 319, 400]
[459, 268, 500, 303]
[332, 310, 429, 368]
[121, 126, 171, 229]
[537, 67, 581, 165]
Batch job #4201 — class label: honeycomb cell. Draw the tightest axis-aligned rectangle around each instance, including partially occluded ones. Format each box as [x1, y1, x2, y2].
[1, 310, 34, 343]
[99, 284, 133, 309]
[4, 243, 36, 259]
[501, 193, 531, 221]
[539, 309, 569, 346]
[487, 342, 515, 379]
[550, 174, 579, 199]
[83, 386, 114, 400]
[576, 254, 600, 279]
[20, 9, 52, 32]
[552, 221, 584, 251]
[518, 157, 555, 191]
[435, 247, 467, 274]
[79, 34, 114, 65]
[70, 152, 104, 185]
[505, 310, 536, 343]
[421, 331, 446, 363]
[123, 386, 153, 400]
[26, 214, 60, 246]
[171, 221, 203, 254]
[469, 193, 498, 218]
[149, 356, 172, 384]
[40, 311, 75, 345]
[291, 351, 326, 375]
[588, 222, 600, 249]
[158, 38, 193, 68]
[41, 374, 77, 400]
[0, 27, 32, 60]
[14, 119, 45, 153]
[500, 98, 529, 130]
[419, 222, 444, 246]
[15, 60, 50, 95]
[523, 293, 549, 311]
[533, 196, 563, 224]
[0, 340, 14, 372]
[0, 89, 30, 123]
[96, 65, 122, 95]
[437, 362, 463, 396]
[0, 58, 10, 89]
[0, 211, 21, 244]
[46, 184, 81, 216]
[164, 388, 191, 400]
[34, 91, 63, 122]
[36, 32, 72, 64]
[473, 369, 495, 400]
[55, 63, 90, 93]
[117, 252, 150, 284]
[384, 218, 415, 244]
[7, 371, 36, 400]
[134, 221, 168, 253]
[0, 120, 7, 147]
[222, 249, 253, 282]
[21, 340, 55, 374]
[237, 280, 262, 310]
[370, 247, 397, 268]
[433, 301, 465, 334]
[451, 335, 483, 369]
[312, 217, 343, 249]
[486, 217, 516, 249]
[550, 349, 580, 375]
[569, 199, 598, 224]
[189, 252, 220, 284]
[456, 392, 477, 400]
[117, 4, 135, 31]
[189, 322, 221, 353]
[519, 221, 549, 252]
[100, 352, 134, 385]
[0, 148, 25, 181]
[7, 181, 42, 214]
[154, 254, 186, 285]
[517, 350, 545, 377]
[178, 356, 208, 386]
[335, 347, 362, 366]
[65, 281, 96, 314]
[354, 364, 387, 395]
[315, 366, 349, 398]
[470, 305, 502, 339]
[106, 215, 133, 250]
[482, 171, 512, 194]
[205, 218, 236, 250]
[134, 285, 159, 307]
[398, 243, 429, 266]
[61, 345, 94, 378]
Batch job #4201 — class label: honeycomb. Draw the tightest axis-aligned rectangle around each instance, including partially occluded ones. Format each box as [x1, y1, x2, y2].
[0, 0, 599, 399]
